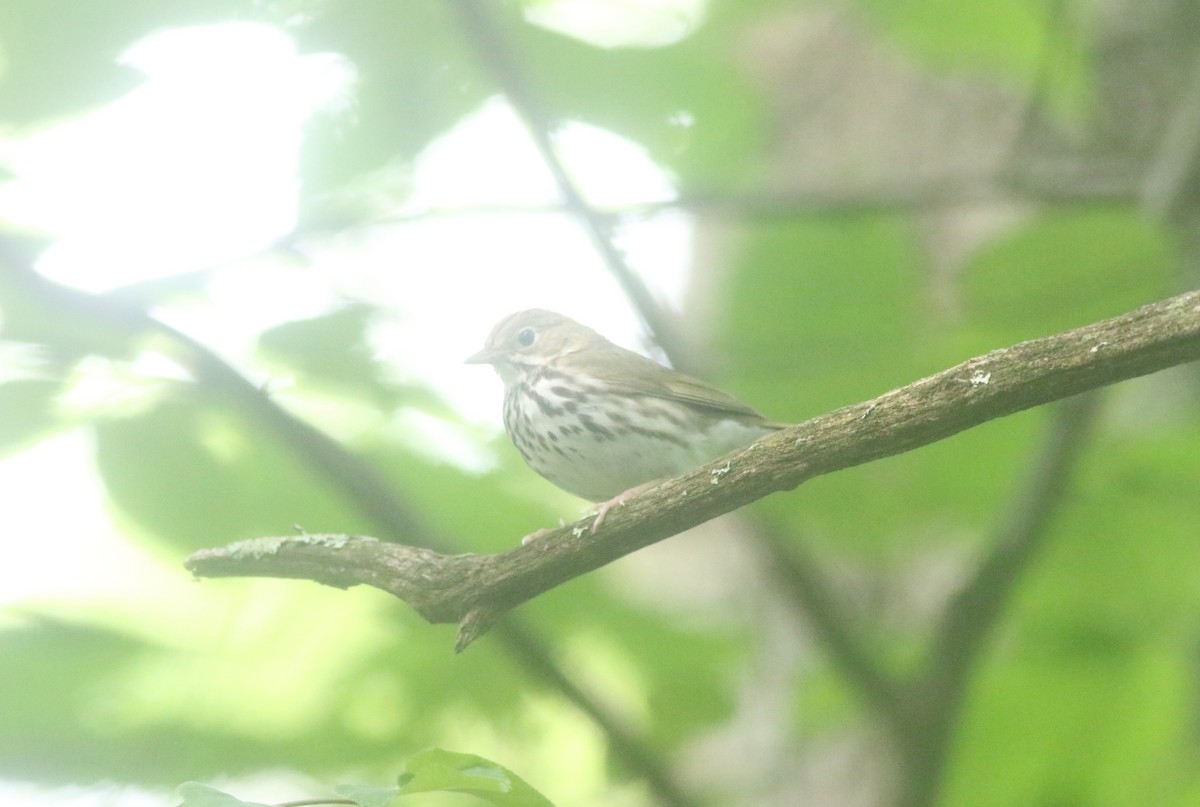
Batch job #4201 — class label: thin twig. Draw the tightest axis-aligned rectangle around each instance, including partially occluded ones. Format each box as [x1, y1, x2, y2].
[446, 0, 691, 367]
[493, 620, 695, 807]
[364, 171, 1136, 228]
[754, 526, 906, 727]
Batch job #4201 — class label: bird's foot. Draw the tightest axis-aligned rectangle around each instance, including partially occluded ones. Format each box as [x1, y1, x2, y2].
[590, 482, 655, 533]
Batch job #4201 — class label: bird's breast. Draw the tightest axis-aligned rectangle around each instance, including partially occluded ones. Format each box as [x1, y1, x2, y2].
[501, 370, 771, 501]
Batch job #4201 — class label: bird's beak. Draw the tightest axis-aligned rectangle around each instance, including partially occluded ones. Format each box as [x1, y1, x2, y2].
[465, 348, 496, 365]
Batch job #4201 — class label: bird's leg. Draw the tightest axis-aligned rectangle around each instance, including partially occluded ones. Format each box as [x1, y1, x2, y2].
[590, 481, 657, 533]
[522, 482, 655, 543]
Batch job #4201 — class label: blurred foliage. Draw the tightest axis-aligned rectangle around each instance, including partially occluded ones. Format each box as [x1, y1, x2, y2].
[179, 747, 559, 807]
[1, 1, 1198, 807]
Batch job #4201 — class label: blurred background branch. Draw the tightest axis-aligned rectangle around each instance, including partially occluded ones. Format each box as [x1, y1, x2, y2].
[0, 255, 696, 807]
[2, 2, 1200, 807]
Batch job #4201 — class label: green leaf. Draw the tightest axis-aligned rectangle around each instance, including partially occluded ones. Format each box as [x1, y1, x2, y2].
[395, 748, 557, 807]
[333, 783, 401, 807]
[963, 207, 1171, 341]
[0, 379, 65, 456]
[94, 395, 372, 550]
[257, 306, 396, 407]
[854, 0, 1048, 77]
[176, 782, 269, 807]
[0, 619, 148, 783]
[291, 0, 491, 192]
[520, 15, 764, 186]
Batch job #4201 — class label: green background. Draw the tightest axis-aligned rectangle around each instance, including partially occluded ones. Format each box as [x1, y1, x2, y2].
[1, 1, 1198, 806]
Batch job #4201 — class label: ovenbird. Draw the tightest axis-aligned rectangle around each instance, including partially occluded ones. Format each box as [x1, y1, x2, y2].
[467, 309, 785, 530]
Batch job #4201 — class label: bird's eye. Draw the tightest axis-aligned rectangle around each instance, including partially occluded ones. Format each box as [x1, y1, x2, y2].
[516, 328, 536, 347]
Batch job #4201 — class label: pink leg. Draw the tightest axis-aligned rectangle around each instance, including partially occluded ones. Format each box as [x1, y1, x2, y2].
[590, 481, 655, 533]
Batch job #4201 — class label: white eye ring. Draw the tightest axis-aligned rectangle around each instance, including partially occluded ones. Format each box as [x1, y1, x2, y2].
[517, 328, 536, 347]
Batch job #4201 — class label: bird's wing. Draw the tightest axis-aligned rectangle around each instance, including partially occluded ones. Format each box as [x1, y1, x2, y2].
[569, 345, 776, 422]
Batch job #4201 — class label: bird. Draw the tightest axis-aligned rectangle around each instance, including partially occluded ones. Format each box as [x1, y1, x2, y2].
[467, 309, 785, 535]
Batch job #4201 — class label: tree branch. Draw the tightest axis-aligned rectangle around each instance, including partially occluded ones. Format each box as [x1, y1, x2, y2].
[0, 260, 696, 807]
[753, 525, 907, 725]
[186, 290, 1200, 650]
[369, 171, 1136, 225]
